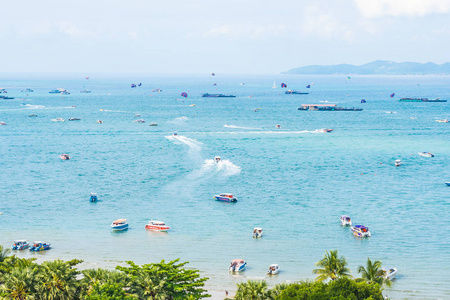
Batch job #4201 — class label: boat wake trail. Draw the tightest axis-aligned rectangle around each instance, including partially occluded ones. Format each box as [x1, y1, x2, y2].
[202, 159, 241, 176]
[165, 135, 202, 152]
[175, 116, 189, 121]
[22, 104, 46, 109]
[224, 124, 261, 130]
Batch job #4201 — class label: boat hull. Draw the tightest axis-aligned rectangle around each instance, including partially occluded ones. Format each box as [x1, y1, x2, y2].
[214, 196, 237, 202]
[111, 224, 129, 231]
[145, 225, 169, 232]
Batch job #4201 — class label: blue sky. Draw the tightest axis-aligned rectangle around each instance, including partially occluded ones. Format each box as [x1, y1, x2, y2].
[2, 0, 450, 74]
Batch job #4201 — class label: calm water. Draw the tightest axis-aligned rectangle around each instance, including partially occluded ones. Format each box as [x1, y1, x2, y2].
[0, 75, 449, 299]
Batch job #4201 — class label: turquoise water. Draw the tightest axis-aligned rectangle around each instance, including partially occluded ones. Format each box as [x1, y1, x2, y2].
[0, 75, 449, 299]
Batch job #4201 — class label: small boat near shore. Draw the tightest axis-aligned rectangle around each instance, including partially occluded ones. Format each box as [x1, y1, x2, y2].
[340, 215, 352, 226]
[252, 227, 263, 238]
[381, 268, 398, 280]
[214, 193, 237, 202]
[202, 93, 236, 98]
[267, 264, 280, 275]
[60, 154, 70, 160]
[351, 225, 371, 237]
[111, 219, 128, 231]
[229, 259, 246, 272]
[145, 220, 170, 232]
[419, 152, 434, 158]
[29, 242, 51, 251]
[11, 240, 30, 250]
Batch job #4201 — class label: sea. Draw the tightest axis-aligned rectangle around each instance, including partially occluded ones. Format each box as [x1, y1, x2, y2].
[0, 74, 449, 299]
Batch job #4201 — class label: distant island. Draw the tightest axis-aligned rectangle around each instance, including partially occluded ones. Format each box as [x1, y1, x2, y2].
[283, 60, 450, 75]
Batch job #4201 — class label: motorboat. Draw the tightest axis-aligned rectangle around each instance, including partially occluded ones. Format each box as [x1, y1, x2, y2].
[149, 123, 158, 126]
[419, 152, 434, 158]
[111, 219, 128, 231]
[436, 119, 449, 123]
[145, 220, 170, 232]
[381, 268, 397, 280]
[267, 264, 280, 275]
[29, 242, 51, 251]
[173, 132, 178, 136]
[214, 156, 221, 163]
[49, 88, 68, 94]
[351, 225, 371, 237]
[90, 193, 98, 202]
[21, 88, 34, 92]
[97, 120, 103, 124]
[340, 215, 352, 226]
[51, 118, 65, 122]
[0, 121, 6, 125]
[252, 227, 263, 238]
[229, 259, 246, 272]
[60, 154, 70, 160]
[285, 90, 309, 95]
[445, 182, 450, 186]
[68, 117, 80, 121]
[152, 88, 162, 92]
[276, 124, 281, 128]
[29, 114, 38, 117]
[133, 119, 145, 123]
[319, 128, 333, 132]
[131, 84, 136, 88]
[395, 159, 401, 167]
[214, 193, 237, 202]
[134, 114, 141, 117]
[11, 240, 30, 250]
[80, 89, 91, 93]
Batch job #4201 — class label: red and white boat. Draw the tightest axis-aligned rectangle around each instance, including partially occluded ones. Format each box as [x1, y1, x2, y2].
[60, 154, 70, 160]
[319, 128, 333, 132]
[145, 220, 170, 232]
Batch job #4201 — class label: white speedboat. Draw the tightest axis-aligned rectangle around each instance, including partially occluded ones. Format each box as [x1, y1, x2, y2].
[419, 152, 434, 158]
[436, 119, 449, 123]
[51, 118, 65, 122]
[111, 219, 128, 231]
[97, 120, 103, 124]
[252, 227, 263, 238]
[214, 193, 237, 202]
[351, 225, 371, 237]
[59, 154, 70, 160]
[340, 215, 352, 226]
[145, 220, 170, 232]
[381, 268, 397, 280]
[0, 121, 6, 125]
[275, 124, 281, 128]
[395, 159, 401, 167]
[133, 119, 145, 123]
[229, 259, 246, 272]
[267, 264, 280, 275]
[214, 156, 221, 163]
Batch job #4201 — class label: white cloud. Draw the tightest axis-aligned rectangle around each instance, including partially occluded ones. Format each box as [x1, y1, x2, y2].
[355, 0, 450, 18]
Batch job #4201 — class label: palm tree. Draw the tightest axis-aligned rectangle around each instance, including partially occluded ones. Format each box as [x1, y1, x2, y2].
[0, 266, 38, 299]
[234, 280, 273, 300]
[313, 250, 351, 281]
[357, 257, 391, 287]
[127, 271, 168, 300]
[271, 283, 290, 298]
[0, 245, 11, 263]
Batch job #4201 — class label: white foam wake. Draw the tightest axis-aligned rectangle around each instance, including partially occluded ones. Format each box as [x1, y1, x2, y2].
[166, 135, 202, 151]
[175, 116, 188, 121]
[23, 104, 46, 109]
[202, 159, 241, 176]
[224, 124, 261, 130]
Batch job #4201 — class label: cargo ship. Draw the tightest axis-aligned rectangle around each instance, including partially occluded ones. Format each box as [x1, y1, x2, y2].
[399, 98, 447, 102]
[202, 93, 236, 98]
[298, 104, 363, 111]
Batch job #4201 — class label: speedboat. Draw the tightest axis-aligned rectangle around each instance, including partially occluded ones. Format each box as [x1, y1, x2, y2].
[351, 225, 371, 237]
[395, 159, 401, 167]
[134, 114, 141, 117]
[145, 220, 170, 232]
[214, 193, 237, 202]
[80, 89, 91, 93]
[276, 124, 281, 128]
[90, 193, 98, 202]
[0, 121, 6, 125]
[319, 128, 333, 132]
[340, 215, 352, 226]
[252, 227, 263, 238]
[436, 119, 449, 123]
[445, 182, 450, 186]
[29, 242, 51, 251]
[60, 154, 70, 160]
[111, 219, 128, 231]
[49, 88, 67, 94]
[419, 152, 434, 158]
[97, 120, 103, 124]
[214, 156, 221, 163]
[152, 88, 162, 92]
[149, 123, 158, 126]
[21, 88, 34, 92]
[133, 119, 145, 123]
[68, 117, 80, 121]
[51, 118, 65, 122]
[29, 114, 38, 117]
[381, 268, 397, 280]
[267, 264, 280, 275]
[229, 259, 246, 272]
[173, 132, 178, 136]
[11, 240, 30, 250]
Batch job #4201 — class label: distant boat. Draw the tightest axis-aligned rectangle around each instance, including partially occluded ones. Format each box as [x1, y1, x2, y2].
[145, 220, 170, 232]
[111, 219, 128, 231]
[267, 264, 280, 275]
[60, 154, 70, 160]
[418, 152, 434, 158]
[229, 259, 246, 272]
[90, 193, 98, 202]
[149, 123, 158, 126]
[340, 215, 352, 226]
[285, 90, 309, 95]
[152, 88, 162, 92]
[319, 128, 333, 132]
[80, 89, 91, 93]
[395, 159, 401, 167]
[97, 120, 103, 124]
[21, 88, 34, 92]
[299, 104, 362, 111]
[214, 156, 221, 163]
[49, 88, 70, 94]
[381, 268, 398, 280]
[0, 121, 6, 125]
[68, 118, 80, 121]
[133, 119, 145, 123]
[29, 114, 38, 117]
[445, 182, 450, 186]
[214, 193, 237, 202]
[252, 227, 262, 238]
[361, 99, 366, 103]
[399, 98, 447, 102]
[202, 93, 236, 98]
[51, 118, 65, 122]
[436, 119, 449, 123]
[0, 96, 14, 99]
[351, 225, 371, 237]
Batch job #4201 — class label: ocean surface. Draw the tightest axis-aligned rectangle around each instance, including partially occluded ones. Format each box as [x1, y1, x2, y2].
[0, 74, 449, 299]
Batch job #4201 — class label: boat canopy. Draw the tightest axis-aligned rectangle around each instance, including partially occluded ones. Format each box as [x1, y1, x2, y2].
[149, 220, 165, 225]
[231, 259, 244, 263]
[113, 219, 127, 224]
[301, 104, 337, 107]
[14, 240, 27, 243]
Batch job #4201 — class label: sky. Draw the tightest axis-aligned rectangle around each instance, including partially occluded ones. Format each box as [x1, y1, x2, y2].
[1, 0, 450, 74]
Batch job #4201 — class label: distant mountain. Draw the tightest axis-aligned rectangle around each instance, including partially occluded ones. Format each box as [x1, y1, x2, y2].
[283, 60, 450, 75]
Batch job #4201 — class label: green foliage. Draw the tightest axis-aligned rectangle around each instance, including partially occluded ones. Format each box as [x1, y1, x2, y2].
[116, 259, 210, 299]
[357, 258, 391, 287]
[234, 280, 273, 300]
[313, 250, 352, 282]
[276, 277, 384, 300]
[84, 282, 134, 300]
